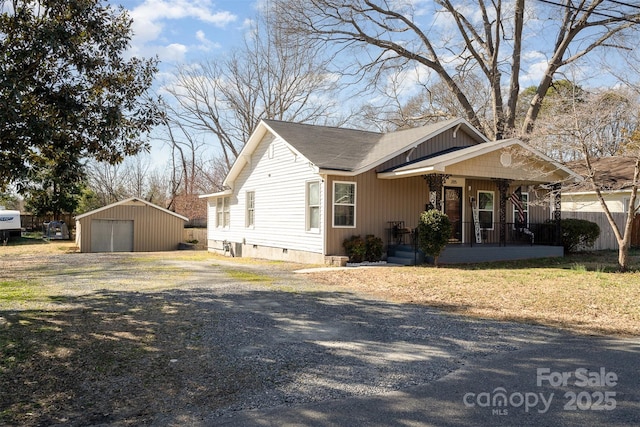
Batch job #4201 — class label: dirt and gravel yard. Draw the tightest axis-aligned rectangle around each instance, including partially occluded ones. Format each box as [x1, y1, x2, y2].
[1, 239, 638, 426]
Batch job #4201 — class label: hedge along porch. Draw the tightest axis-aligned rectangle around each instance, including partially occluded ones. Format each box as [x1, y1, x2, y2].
[202, 118, 580, 265]
[75, 198, 188, 253]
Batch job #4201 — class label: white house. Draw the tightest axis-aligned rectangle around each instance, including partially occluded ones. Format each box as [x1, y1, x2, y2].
[201, 118, 579, 265]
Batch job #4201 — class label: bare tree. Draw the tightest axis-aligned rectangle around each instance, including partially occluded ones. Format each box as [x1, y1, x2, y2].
[273, 0, 640, 139]
[85, 160, 130, 206]
[85, 153, 170, 207]
[532, 88, 640, 271]
[164, 12, 342, 173]
[357, 71, 494, 132]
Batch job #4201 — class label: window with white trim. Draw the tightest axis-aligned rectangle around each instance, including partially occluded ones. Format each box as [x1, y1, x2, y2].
[216, 197, 230, 228]
[246, 191, 255, 228]
[478, 191, 494, 229]
[306, 181, 320, 231]
[333, 181, 356, 227]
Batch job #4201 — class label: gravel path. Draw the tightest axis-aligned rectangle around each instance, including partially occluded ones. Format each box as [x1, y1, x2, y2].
[1, 252, 561, 426]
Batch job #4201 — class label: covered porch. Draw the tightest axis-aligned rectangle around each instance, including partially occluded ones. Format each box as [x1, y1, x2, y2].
[379, 139, 579, 265]
[386, 222, 563, 265]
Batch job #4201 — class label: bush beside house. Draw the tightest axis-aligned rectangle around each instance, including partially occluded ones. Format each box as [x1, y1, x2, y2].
[417, 210, 452, 266]
[558, 218, 601, 252]
[343, 235, 384, 263]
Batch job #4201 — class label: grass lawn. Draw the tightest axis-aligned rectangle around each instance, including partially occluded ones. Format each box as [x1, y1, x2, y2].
[1, 236, 639, 337]
[308, 250, 640, 336]
[0, 237, 638, 425]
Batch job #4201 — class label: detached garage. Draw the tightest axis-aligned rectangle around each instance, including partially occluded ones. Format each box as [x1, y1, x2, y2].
[75, 198, 188, 253]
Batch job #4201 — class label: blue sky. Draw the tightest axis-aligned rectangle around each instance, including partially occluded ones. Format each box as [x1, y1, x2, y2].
[108, 0, 626, 166]
[111, 0, 260, 69]
[109, 1, 263, 162]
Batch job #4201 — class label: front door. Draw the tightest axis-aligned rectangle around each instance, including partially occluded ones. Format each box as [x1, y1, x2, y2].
[444, 187, 463, 241]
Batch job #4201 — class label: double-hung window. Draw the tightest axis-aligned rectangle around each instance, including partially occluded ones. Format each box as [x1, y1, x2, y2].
[246, 191, 255, 228]
[333, 182, 356, 227]
[216, 197, 230, 228]
[478, 191, 494, 229]
[306, 181, 320, 231]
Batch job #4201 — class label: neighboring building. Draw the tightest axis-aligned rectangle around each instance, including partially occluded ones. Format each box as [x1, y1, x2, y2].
[562, 157, 640, 214]
[562, 156, 640, 250]
[201, 118, 580, 265]
[75, 197, 188, 253]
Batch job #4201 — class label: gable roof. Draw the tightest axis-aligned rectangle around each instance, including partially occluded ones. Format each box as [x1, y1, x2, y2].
[262, 120, 381, 172]
[222, 118, 488, 187]
[264, 117, 488, 173]
[564, 156, 639, 193]
[75, 197, 188, 221]
[378, 138, 582, 182]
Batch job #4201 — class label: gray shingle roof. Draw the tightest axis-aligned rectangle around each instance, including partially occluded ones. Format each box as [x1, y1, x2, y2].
[262, 118, 473, 172]
[262, 120, 382, 171]
[565, 157, 639, 191]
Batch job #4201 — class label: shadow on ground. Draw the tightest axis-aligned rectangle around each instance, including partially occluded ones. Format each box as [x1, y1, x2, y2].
[0, 281, 561, 427]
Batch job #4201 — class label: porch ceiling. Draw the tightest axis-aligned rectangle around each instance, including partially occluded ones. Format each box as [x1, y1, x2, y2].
[377, 138, 580, 184]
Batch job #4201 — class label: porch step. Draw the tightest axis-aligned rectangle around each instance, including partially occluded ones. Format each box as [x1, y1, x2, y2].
[387, 245, 425, 266]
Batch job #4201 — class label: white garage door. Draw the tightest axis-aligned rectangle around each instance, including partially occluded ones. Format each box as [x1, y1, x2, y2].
[91, 220, 134, 252]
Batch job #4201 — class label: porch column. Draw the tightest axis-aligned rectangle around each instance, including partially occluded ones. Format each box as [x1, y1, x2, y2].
[423, 174, 450, 211]
[552, 182, 562, 245]
[495, 179, 511, 247]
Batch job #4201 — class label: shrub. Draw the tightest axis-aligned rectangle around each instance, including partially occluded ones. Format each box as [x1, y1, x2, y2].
[557, 218, 600, 253]
[364, 234, 384, 262]
[417, 210, 452, 266]
[343, 234, 384, 263]
[343, 235, 366, 263]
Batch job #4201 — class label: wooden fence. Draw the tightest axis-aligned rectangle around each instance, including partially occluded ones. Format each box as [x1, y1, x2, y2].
[21, 214, 75, 232]
[183, 228, 208, 250]
[562, 212, 640, 250]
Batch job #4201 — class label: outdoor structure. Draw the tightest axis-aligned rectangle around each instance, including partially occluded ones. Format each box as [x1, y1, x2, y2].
[201, 118, 580, 265]
[562, 156, 640, 250]
[75, 197, 188, 253]
[43, 221, 70, 240]
[0, 206, 21, 241]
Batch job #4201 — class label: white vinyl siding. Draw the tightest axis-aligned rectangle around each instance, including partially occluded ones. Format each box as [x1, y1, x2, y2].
[208, 133, 324, 254]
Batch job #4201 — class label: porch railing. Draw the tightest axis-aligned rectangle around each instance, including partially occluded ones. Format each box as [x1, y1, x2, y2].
[387, 221, 561, 249]
[459, 221, 560, 247]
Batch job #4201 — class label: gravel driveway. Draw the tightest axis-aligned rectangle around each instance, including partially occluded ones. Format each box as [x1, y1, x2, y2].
[0, 252, 560, 426]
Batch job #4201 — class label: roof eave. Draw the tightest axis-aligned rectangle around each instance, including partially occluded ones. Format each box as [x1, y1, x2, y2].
[356, 118, 489, 173]
[378, 165, 442, 179]
[199, 189, 233, 199]
[75, 197, 188, 222]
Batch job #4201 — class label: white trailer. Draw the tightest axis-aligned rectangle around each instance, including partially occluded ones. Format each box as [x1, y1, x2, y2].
[0, 207, 22, 241]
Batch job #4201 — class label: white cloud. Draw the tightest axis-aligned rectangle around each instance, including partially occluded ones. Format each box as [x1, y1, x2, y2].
[521, 51, 549, 86]
[194, 29, 221, 51]
[158, 43, 189, 63]
[126, 0, 237, 62]
[130, 0, 237, 28]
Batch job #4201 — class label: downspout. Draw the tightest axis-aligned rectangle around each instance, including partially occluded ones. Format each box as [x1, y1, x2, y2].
[321, 174, 328, 262]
